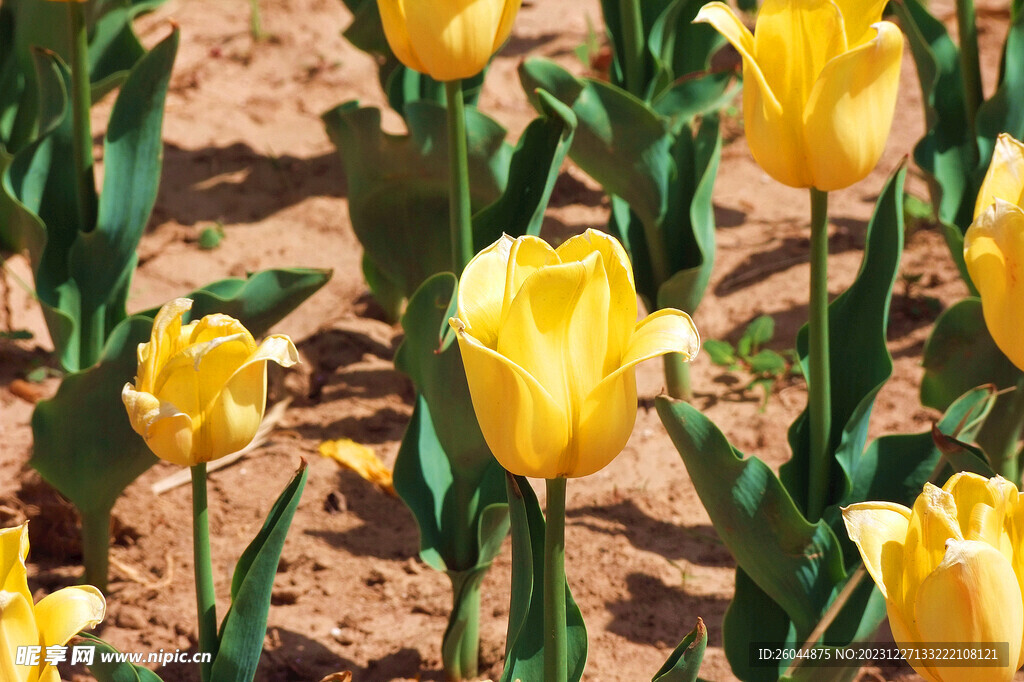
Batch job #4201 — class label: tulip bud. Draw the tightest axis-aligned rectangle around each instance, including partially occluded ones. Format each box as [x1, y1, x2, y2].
[122, 299, 298, 467]
[694, 0, 903, 191]
[449, 230, 700, 479]
[1, 524, 106, 682]
[843, 473, 1024, 682]
[964, 133, 1024, 370]
[376, 0, 521, 81]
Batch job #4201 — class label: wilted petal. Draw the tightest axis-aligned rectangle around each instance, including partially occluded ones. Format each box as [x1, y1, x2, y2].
[803, 21, 902, 191]
[964, 201, 1024, 371]
[137, 298, 193, 390]
[975, 133, 1024, 217]
[121, 384, 195, 467]
[453, 327, 569, 478]
[914, 541, 1023, 682]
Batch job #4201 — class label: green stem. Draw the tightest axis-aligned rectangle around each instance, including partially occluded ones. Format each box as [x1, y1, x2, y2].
[81, 507, 110, 592]
[191, 463, 217, 682]
[956, 0, 983, 158]
[618, 0, 645, 97]
[444, 80, 474, 274]
[544, 477, 568, 682]
[249, 0, 264, 40]
[67, 0, 97, 232]
[664, 353, 692, 401]
[807, 188, 832, 522]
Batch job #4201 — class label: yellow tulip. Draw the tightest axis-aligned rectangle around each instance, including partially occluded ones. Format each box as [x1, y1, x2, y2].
[376, 0, 521, 81]
[964, 133, 1024, 371]
[122, 298, 298, 467]
[1, 524, 106, 682]
[449, 229, 700, 479]
[843, 473, 1024, 682]
[694, 0, 903, 191]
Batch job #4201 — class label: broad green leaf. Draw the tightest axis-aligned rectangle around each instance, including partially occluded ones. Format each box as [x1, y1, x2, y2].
[781, 165, 906, 514]
[501, 474, 587, 682]
[322, 101, 508, 308]
[653, 617, 707, 682]
[137, 267, 333, 338]
[30, 315, 157, 518]
[79, 633, 165, 682]
[702, 339, 735, 366]
[213, 462, 308, 682]
[656, 397, 847, 637]
[974, 0, 1024, 168]
[921, 297, 1020, 410]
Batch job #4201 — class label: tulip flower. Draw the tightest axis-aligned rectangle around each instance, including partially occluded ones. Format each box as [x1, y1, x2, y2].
[1, 524, 106, 682]
[694, 0, 903, 191]
[377, 0, 521, 81]
[964, 133, 1024, 371]
[449, 229, 700, 479]
[843, 473, 1024, 682]
[122, 298, 298, 467]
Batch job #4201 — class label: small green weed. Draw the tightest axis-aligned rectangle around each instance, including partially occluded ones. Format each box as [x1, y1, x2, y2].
[703, 315, 801, 409]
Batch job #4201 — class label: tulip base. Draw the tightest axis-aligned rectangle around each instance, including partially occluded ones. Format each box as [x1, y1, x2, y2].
[81, 507, 111, 592]
[442, 567, 487, 681]
[544, 477, 568, 682]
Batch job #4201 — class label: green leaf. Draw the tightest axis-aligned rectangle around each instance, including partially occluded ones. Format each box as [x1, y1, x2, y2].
[702, 339, 735, 367]
[921, 297, 1021, 410]
[747, 350, 786, 376]
[136, 267, 332, 339]
[974, 0, 1024, 167]
[656, 397, 847, 638]
[212, 462, 308, 682]
[79, 633, 165, 682]
[472, 89, 577, 248]
[322, 100, 508, 308]
[653, 617, 707, 682]
[30, 315, 157, 519]
[781, 165, 906, 514]
[502, 474, 587, 682]
[742, 315, 774, 353]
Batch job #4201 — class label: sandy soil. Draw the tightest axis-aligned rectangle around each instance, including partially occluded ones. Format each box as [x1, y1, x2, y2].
[0, 0, 1014, 680]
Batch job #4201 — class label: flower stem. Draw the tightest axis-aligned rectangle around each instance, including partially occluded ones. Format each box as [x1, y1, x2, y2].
[81, 507, 110, 592]
[191, 463, 217, 682]
[67, 0, 97, 232]
[664, 353, 692, 401]
[618, 0, 645, 98]
[544, 477, 568, 682]
[807, 188, 832, 522]
[445, 80, 474, 274]
[955, 0, 983, 158]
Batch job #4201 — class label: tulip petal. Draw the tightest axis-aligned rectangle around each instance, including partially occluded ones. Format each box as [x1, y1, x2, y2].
[556, 228, 637, 365]
[695, 2, 809, 187]
[501, 235, 560, 327]
[0, 525, 31, 607]
[452, 327, 569, 478]
[404, 0, 503, 81]
[137, 298, 193, 390]
[34, 586, 105, 652]
[199, 335, 298, 462]
[377, 0, 429, 75]
[802, 21, 902, 191]
[459, 235, 514, 348]
[122, 384, 196, 466]
[914, 540, 1023, 682]
[964, 201, 1024, 370]
[621, 308, 700, 368]
[831, 0, 888, 45]
[943, 473, 1016, 556]
[497, 253, 612, 430]
[572, 365, 638, 477]
[901, 484, 963, 623]
[491, 0, 522, 55]
[842, 501, 911, 602]
[0, 590, 37, 682]
[975, 133, 1024, 217]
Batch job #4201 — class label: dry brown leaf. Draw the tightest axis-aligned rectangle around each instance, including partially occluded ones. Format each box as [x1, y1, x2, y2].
[318, 438, 395, 495]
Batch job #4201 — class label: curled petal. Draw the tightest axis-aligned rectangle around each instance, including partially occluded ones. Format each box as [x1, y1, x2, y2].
[122, 384, 195, 466]
[914, 541, 1023, 682]
[452, 326, 569, 478]
[975, 133, 1024, 217]
[803, 21, 903, 191]
[964, 201, 1024, 371]
[842, 501, 911, 602]
[622, 308, 700, 367]
[34, 586, 105, 651]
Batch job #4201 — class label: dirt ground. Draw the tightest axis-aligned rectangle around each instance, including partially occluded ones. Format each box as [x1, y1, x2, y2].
[0, 0, 1014, 680]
